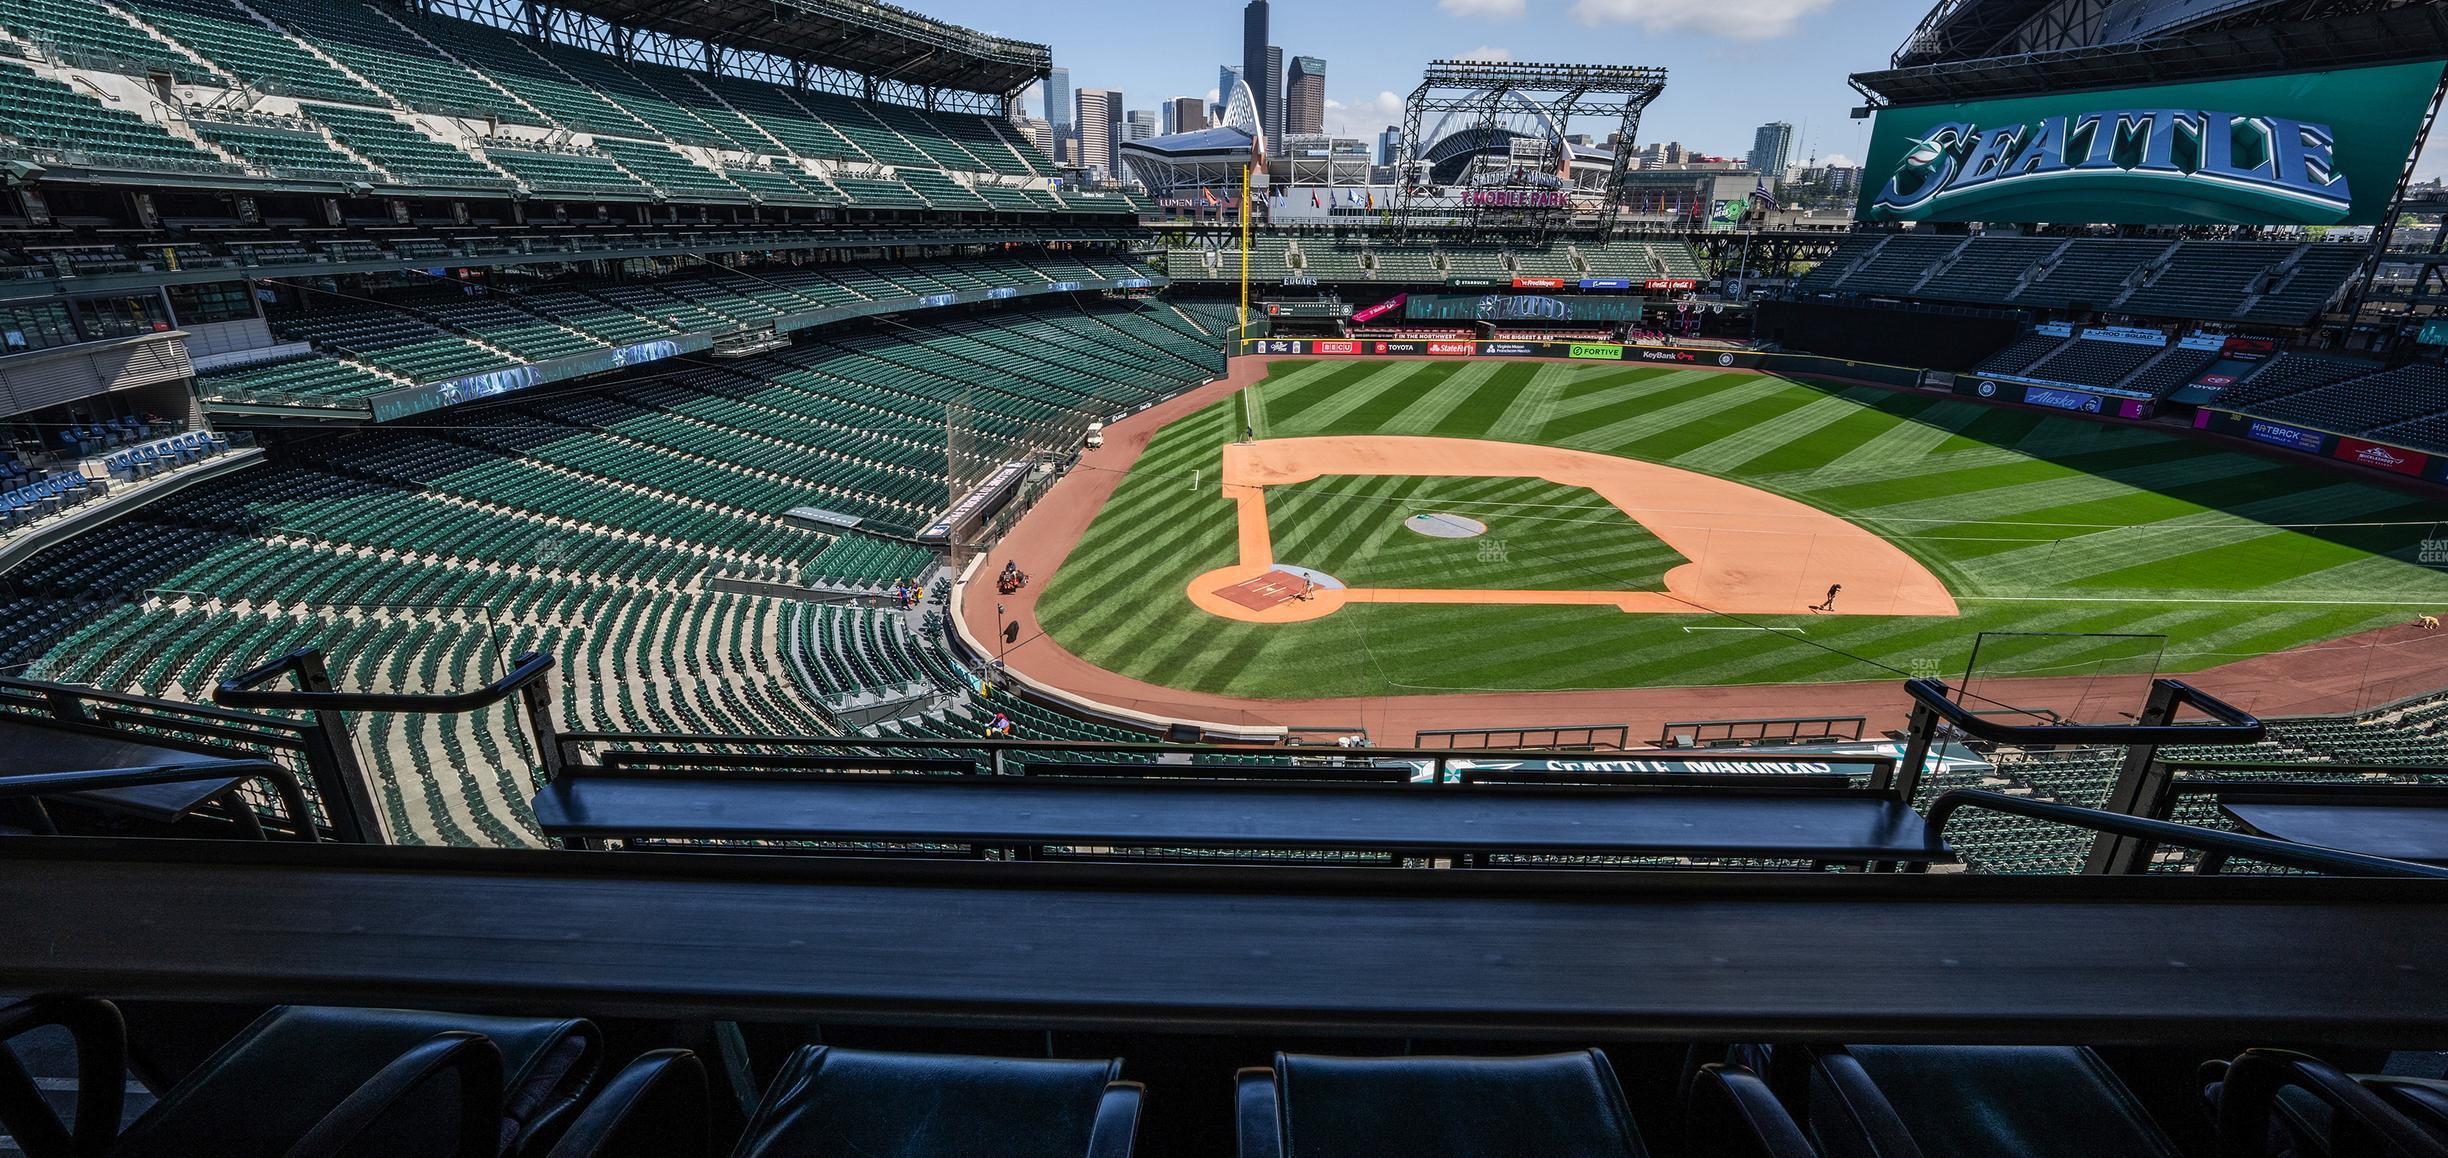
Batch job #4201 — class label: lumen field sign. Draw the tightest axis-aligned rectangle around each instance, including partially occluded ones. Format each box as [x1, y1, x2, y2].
[1857, 60, 2445, 226]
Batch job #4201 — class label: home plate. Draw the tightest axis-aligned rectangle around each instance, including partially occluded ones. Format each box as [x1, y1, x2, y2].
[1215, 567, 1342, 611]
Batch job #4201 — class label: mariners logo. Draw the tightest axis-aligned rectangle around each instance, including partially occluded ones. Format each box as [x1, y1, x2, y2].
[1870, 110, 2353, 225]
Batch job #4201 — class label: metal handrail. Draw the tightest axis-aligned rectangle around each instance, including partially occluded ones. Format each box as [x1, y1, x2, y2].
[1905, 677, 2265, 746]
[0, 761, 316, 841]
[215, 649, 555, 713]
[1928, 789, 2448, 878]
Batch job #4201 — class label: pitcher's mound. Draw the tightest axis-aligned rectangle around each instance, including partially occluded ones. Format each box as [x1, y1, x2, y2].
[1405, 512, 1488, 539]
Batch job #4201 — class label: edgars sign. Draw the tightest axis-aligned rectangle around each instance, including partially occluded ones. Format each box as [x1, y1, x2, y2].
[1857, 60, 2445, 225]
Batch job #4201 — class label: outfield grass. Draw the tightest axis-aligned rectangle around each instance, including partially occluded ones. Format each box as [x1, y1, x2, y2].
[1036, 360, 2448, 699]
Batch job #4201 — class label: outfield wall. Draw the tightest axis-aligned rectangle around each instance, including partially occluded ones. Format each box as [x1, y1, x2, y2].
[1227, 337, 2448, 491]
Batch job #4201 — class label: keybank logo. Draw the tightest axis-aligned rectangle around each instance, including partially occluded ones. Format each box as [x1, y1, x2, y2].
[1870, 110, 2352, 224]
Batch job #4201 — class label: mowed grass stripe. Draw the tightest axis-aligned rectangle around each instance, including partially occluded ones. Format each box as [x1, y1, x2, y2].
[1535, 371, 1749, 445]
[1670, 392, 1864, 474]
[1287, 362, 1449, 433]
[1261, 361, 1395, 427]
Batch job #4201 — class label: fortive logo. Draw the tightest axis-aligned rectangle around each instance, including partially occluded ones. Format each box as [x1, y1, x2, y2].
[1426, 342, 1476, 356]
[1871, 110, 2353, 225]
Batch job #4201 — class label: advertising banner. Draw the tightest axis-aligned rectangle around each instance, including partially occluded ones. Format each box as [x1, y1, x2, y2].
[1425, 341, 1477, 356]
[1569, 342, 1625, 361]
[2421, 319, 2448, 347]
[1511, 277, 1567, 289]
[2023, 385, 2108, 413]
[2080, 326, 2168, 347]
[1310, 340, 1358, 355]
[1643, 278, 1699, 292]
[1351, 294, 1408, 324]
[2334, 436, 2429, 476]
[1406, 294, 1644, 323]
[1482, 341, 1541, 357]
[1856, 59, 2446, 225]
[1580, 278, 1634, 290]
[2242, 417, 2329, 453]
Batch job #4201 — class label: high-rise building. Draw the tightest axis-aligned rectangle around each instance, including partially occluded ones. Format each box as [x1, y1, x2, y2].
[1637, 141, 1688, 168]
[1122, 109, 1157, 144]
[1044, 67, 1071, 131]
[1749, 121, 1796, 179]
[1164, 97, 1208, 135]
[1377, 125, 1402, 167]
[1214, 65, 1242, 122]
[1286, 56, 1326, 137]
[1074, 88, 1120, 172]
[1241, 2, 1269, 145]
[1263, 45, 1284, 147]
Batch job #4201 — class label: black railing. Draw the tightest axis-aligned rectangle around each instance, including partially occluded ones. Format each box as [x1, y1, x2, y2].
[1928, 789, 2448, 879]
[0, 676, 345, 840]
[213, 648, 564, 842]
[1897, 677, 2267, 873]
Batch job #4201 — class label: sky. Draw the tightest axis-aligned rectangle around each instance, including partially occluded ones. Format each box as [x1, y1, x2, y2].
[912, 0, 1927, 169]
[911, 0, 2448, 183]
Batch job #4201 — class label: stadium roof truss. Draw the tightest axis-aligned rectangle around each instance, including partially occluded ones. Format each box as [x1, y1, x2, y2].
[1864, 0, 2448, 103]
[1393, 59, 1667, 242]
[417, 0, 1049, 109]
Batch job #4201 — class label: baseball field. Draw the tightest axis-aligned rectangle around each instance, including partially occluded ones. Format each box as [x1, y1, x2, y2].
[1033, 359, 2448, 700]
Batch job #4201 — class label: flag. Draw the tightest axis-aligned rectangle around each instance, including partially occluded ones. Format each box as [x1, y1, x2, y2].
[1752, 177, 1779, 212]
[1364, 191, 1374, 209]
[1201, 186, 1220, 207]
[1311, 191, 1320, 208]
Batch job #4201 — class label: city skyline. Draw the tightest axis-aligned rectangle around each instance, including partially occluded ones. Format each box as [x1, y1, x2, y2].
[912, 0, 1929, 172]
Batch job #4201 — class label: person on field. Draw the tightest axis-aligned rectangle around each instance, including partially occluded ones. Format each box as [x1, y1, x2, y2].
[1813, 583, 1842, 613]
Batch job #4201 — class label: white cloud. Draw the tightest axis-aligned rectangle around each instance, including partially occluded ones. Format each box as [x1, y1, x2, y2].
[1821, 152, 1855, 168]
[1570, 0, 1832, 39]
[1455, 45, 1515, 61]
[1323, 90, 1407, 138]
[1439, 0, 1526, 18]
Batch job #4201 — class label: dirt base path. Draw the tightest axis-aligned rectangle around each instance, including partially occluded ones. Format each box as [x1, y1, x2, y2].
[959, 357, 2448, 741]
[1185, 434, 1957, 624]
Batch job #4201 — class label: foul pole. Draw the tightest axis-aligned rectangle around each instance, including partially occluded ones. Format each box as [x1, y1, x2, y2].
[1237, 160, 1252, 339]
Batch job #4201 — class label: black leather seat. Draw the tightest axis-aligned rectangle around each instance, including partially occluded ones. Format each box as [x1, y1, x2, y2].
[1234, 1050, 1649, 1158]
[729, 1045, 1140, 1158]
[2206, 1049, 2448, 1158]
[1789, 1045, 2182, 1158]
[0, 998, 599, 1158]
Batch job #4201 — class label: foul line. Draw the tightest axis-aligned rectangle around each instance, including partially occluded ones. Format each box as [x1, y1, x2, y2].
[1682, 626, 1807, 633]
[1959, 595, 2430, 607]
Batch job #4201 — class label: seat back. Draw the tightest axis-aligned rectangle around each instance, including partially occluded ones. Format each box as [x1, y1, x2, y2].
[731, 1045, 1127, 1158]
[1262, 1050, 1647, 1158]
[1816, 1045, 2176, 1158]
[109, 1005, 598, 1158]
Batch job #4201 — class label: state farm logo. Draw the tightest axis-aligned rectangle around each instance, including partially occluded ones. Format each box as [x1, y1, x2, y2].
[1427, 342, 1475, 356]
[2357, 445, 2408, 467]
